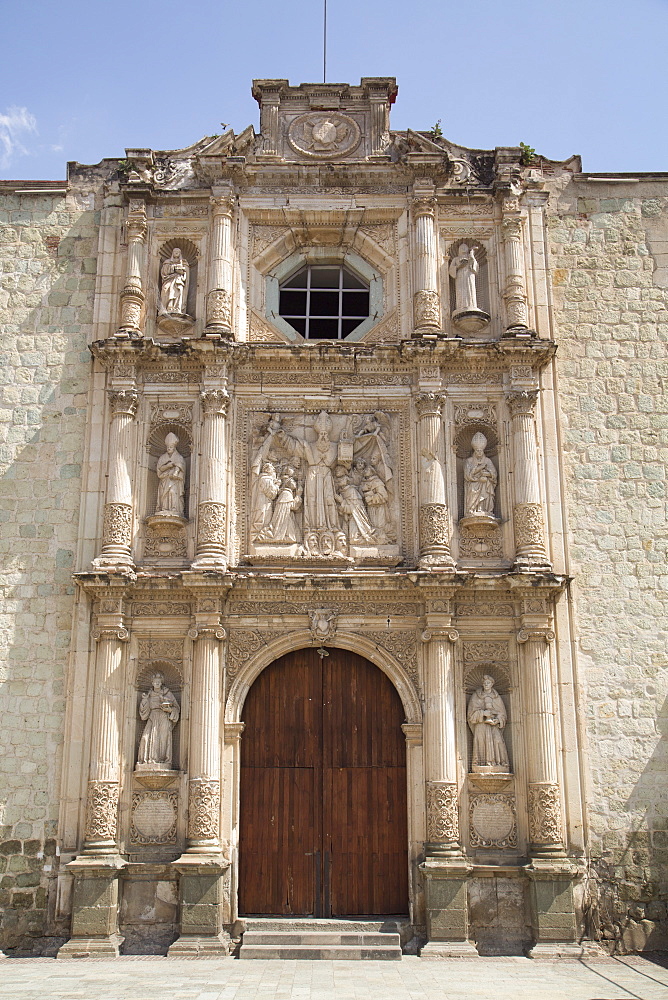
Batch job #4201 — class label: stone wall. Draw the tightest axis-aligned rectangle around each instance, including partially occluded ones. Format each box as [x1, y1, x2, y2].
[548, 181, 668, 952]
[0, 187, 98, 953]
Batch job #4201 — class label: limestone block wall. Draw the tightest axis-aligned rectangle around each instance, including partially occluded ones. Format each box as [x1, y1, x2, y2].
[0, 185, 99, 953]
[548, 181, 668, 952]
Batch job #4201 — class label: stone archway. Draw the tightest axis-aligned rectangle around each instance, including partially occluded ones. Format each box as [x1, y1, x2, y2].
[237, 646, 409, 917]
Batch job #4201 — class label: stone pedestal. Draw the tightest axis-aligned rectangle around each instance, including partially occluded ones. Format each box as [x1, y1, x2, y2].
[420, 859, 477, 956]
[525, 860, 581, 958]
[57, 856, 126, 958]
[168, 856, 231, 955]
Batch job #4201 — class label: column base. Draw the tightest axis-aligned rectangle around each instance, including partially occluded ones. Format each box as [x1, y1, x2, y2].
[57, 934, 124, 959]
[191, 555, 228, 572]
[418, 555, 456, 571]
[91, 555, 136, 575]
[525, 859, 581, 956]
[203, 327, 232, 340]
[167, 932, 231, 957]
[420, 856, 474, 954]
[527, 940, 603, 959]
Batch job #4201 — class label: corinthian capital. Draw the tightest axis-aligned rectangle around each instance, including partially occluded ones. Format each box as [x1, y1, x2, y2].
[501, 217, 523, 241]
[127, 199, 147, 241]
[200, 388, 230, 415]
[412, 195, 437, 219]
[415, 391, 444, 417]
[506, 389, 538, 417]
[108, 388, 138, 416]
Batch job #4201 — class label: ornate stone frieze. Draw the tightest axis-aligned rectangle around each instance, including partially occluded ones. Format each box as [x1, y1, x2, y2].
[463, 640, 510, 662]
[138, 639, 183, 662]
[228, 600, 422, 617]
[149, 402, 193, 428]
[456, 602, 513, 617]
[187, 778, 220, 841]
[426, 781, 459, 843]
[85, 780, 119, 842]
[469, 793, 517, 849]
[454, 404, 497, 426]
[458, 523, 503, 559]
[143, 370, 201, 384]
[131, 791, 178, 845]
[528, 782, 564, 846]
[132, 602, 191, 617]
[197, 501, 227, 548]
[144, 520, 187, 560]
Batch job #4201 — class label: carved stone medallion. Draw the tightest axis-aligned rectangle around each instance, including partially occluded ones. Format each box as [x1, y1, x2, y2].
[287, 113, 361, 160]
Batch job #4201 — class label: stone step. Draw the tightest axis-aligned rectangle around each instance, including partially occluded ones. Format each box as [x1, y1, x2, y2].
[238, 919, 406, 960]
[241, 930, 401, 946]
[239, 943, 402, 960]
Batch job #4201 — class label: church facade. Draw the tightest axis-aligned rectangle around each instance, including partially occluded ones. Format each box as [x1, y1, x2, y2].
[1, 78, 667, 958]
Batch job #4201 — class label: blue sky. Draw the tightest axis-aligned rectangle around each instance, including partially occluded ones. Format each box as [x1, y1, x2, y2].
[1, 0, 667, 179]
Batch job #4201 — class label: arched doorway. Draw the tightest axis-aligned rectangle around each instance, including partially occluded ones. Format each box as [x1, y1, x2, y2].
[239, 647, 408, 917]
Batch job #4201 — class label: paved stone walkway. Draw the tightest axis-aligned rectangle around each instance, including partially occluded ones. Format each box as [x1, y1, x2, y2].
[1, 955, 668, 1000]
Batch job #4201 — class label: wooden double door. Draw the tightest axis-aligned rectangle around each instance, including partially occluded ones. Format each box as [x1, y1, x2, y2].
[239, 648, 408, 916]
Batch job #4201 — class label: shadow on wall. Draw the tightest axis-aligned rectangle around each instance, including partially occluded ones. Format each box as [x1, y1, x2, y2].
[0, 190, 99, 954]
[586, 691, 668, 954]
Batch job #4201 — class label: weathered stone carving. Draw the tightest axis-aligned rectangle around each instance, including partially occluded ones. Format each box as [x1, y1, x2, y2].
[156, 433, 186, 517]
[144, 519, 187, 560]
[287, 112, 361, 159]
[467, 675, 510, 773]
[159, 248, 189, 315]
[528, 783, 564, 847]
[130, 791, 178, 845]
[469, 793, 517, 849]
[426, 781, 459, 843]
[308, 609, 337, 643]
[248, 410, 397, 562]
[196, 501, 226, 547]
[137, 672, 180, 770]
[227, 629, 267, 677]
[463, 433, 497, 519]
[103, 502, 133, 548]
[513, 502, 545, 548]
[85, 780, 119, 842]
[187, 778, 220, 841]
[414, 289, 440, 328]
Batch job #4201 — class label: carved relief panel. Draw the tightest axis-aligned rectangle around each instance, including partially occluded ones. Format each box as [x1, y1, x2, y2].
[236, 403, 413, 566]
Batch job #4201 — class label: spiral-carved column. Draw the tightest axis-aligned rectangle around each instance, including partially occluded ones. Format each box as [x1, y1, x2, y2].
[416, 392, 454, 569]
[117, 199, 146, 337]
[205, 191, 234, 338]
[507, 389, 550, 568]
[82, 624, 129, 854]
[185, 625, 226, 853]
[421, 626, 461, 856]
[502, 216, 529, 331]
[193, 388, 229, 570]
[517, 626, 565, 855]
[93, 388, 138, 570]
[412, 195, 441, 337]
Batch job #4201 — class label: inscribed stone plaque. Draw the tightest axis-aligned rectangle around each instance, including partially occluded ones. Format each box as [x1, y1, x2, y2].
[470, 794, 517, 848]
[131, 791, 178, 844]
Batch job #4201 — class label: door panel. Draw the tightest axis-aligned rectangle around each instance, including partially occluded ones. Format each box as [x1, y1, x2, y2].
[239, 648, 407, 916]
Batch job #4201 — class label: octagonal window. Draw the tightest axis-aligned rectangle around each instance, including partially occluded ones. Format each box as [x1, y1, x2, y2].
[279, 264, 370, 340]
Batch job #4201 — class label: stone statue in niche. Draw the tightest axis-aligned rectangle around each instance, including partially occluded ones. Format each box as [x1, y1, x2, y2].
[137, 672, 180, 770]
[467, 674, 510, 773]
[156, 433, 186, 517]
[450, 243, 480, 313]
[449, 242, 490, 334]
[159, 248, 189, 315]
[248, 410, 397, 561]
[463, 432, 497, 519]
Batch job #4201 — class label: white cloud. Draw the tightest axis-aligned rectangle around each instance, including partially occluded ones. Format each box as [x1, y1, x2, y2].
[0, 106, 38, 169]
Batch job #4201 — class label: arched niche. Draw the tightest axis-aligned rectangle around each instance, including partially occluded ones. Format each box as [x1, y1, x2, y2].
[447, 238, 490, 317]
[145, 422, 192, 520]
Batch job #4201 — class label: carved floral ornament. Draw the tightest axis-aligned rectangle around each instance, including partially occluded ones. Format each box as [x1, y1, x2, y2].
[200, 387, 229, 415]
[109, 388, 138, 416]
[506, 389, 539, 417]
[426, 781, 459, 843]
[85, 780, 119, 841]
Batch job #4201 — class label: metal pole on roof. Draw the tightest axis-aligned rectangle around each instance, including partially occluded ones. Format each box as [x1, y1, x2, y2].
[323, 0, 327, 83]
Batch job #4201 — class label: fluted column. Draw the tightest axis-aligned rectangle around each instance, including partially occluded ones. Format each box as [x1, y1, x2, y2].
[416, 392, 454, 569]
[370, 94, 390, 154]
[421, 625, 461, 856]
[205, 191, 234, 338]
[193, 388, 229, 570]
[502, 216, 529, 331]
[517, 626, 565, 856]
[507, 390, 550, 568]
[186, 624, 226, 852]
[83, 622, 129, 854]
[93, 387, 138, 570]
[412, 193, 441, 337]
[117, 199, 147, 338]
